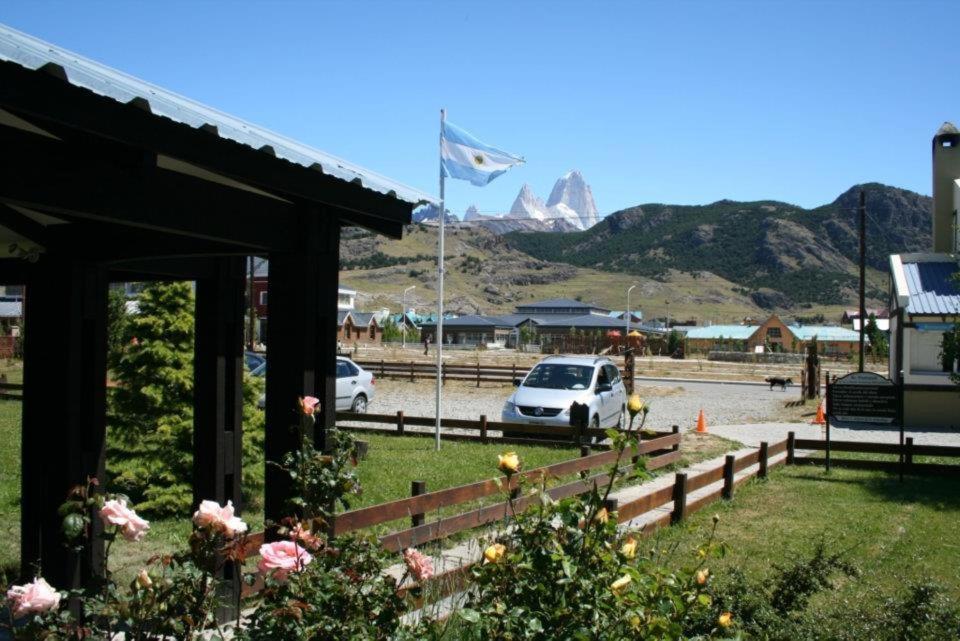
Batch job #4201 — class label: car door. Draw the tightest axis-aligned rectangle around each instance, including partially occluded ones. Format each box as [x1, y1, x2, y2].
[335, 360, 353, 410]
[594, 365, 612, 426]
[606, 364, 626, 425]
[601, 364, 622, 426]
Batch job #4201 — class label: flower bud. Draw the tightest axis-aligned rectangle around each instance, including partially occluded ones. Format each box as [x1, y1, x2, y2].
[136, 569, 152, 589]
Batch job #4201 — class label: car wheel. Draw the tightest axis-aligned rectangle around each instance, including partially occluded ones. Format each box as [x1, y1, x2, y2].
[589, 415, 601, 446]
[351, 394, 367, 413]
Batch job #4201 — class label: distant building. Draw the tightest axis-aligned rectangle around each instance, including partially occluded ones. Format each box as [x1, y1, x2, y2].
[419, 315, 515, 347]
[684, 314, 864, 356]
[514, 298, 610, 317]
[886, 122, 960, 429]
[249, 258, 357, 343]
[338, 311, 383, 345]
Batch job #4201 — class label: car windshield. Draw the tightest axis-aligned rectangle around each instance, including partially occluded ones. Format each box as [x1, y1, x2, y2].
[523, 364, 595, 390]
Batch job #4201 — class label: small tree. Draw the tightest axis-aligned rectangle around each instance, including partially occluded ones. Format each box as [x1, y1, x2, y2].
[108, 281, 265, 517]
[667, 329, 681, 356]
[518, 324, 536, 351]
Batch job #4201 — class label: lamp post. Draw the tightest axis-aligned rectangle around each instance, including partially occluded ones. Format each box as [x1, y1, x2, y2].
[625, 284, 637, 340]
[401, 285, 416, 349]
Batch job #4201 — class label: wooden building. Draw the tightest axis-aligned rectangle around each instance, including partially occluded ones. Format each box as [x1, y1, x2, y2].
[0, 25, 426, 596]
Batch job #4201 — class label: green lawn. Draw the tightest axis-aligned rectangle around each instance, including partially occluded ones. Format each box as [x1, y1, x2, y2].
[649, 457, 960, 626]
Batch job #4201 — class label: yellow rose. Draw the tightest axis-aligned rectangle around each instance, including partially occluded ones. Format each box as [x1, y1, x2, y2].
[483, 543, 506, 564]
[620, 536, 638, 559]
[718, 612, 733, 628]
[696, 568, 709, 585]
[136, 568, 152, 589]
[630, 615, 641, 629]
[610, 574, 632, 595]
[594, 507, 609, 524]
[627, 394, 645, 417]
[497, 452, 521, 474]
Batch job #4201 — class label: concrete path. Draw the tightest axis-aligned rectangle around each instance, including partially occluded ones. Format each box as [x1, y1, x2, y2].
[709, 421, 960, 447]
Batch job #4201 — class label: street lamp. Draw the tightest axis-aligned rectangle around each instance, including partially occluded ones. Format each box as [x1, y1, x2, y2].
[401, 285, 416, 349]
[625, 284, 637, 341]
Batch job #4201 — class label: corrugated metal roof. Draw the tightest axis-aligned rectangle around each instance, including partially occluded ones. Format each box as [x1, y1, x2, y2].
[0, 300, 22, 317]
[788, 325, 862, 341]
[685, 325, 757, 340]
[0, 23, 434, 206]
[536, 314, 628, 328]
[903, 260, 960, 315]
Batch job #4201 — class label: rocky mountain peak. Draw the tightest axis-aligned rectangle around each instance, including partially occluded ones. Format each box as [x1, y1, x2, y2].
[546, 170, 599, 229]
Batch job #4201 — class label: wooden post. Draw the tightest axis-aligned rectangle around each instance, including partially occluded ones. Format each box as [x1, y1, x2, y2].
[264, 215, 340, 525]
[671, 472, 688, 524]
[787, 431, 796, 465]
[21, 258, 108, 592]
[512, 363, 516, 381]
[905, 437, 914, 475]
[380, 358, 385, 378]
[397, 410, 405, 435]
[580, 445, 591, 479]
[758, 442, 769, 479]
[603, 497, 618, 523]
[410, 361, 414, 382]
[411, 481, 426, 528]
[479, 414, 488, 444]
[476, 361, 481, 388]
[671, 424, 680, 452]
[722, 455, 735, 500]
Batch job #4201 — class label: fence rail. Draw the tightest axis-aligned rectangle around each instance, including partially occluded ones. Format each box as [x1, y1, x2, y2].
[350, 358, 635, 387]
[335, 410, 677, 446]
[792, 435, 960, 477]
[0, 382, 22, 400]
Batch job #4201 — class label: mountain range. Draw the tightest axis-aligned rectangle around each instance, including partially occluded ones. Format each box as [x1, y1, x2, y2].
[416, 170, 601, 233]
[504, 183, 932, 307]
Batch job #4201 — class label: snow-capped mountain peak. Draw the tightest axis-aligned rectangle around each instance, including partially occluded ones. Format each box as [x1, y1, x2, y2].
[509, 183, 550, 221]
[546, 170, 599, 229]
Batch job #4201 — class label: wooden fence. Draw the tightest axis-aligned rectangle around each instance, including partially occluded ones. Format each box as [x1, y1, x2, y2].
[0, 382, 21, 401]
[335, 410, 672, 447]
[244, 430, 682, 559]
[790, 432, 960, 477]
[398, 437, 790, 610]
[352, 359, 537, 386]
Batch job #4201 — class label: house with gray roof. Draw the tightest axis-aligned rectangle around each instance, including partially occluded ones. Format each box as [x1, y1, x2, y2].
[885, 123, 960, 429]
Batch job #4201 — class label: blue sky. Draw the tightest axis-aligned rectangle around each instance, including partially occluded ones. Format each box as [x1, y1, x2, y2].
[2, 1, 957, 219]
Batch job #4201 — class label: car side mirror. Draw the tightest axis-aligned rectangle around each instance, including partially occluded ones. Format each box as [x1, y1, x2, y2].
[513, 377, 523, 387]
[596, 382, 612, 394]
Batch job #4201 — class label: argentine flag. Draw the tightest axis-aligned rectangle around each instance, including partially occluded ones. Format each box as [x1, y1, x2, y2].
[441, 121, 524, 187]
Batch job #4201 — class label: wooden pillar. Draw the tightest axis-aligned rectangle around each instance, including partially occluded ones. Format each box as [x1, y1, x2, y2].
[193, 256, 245, 511]
[21, 257, 108, 589]
[264, 213, 340, 524]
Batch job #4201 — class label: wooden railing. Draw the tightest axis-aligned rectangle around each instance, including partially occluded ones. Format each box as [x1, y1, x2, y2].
[244, 430, 683, 559]
[791, 434, 960, 476]
[335, 410, 676, 447]
[0, 382, 22, 401]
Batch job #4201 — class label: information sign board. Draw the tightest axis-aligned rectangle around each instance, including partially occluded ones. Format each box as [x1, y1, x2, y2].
[826, 372, 899, 424]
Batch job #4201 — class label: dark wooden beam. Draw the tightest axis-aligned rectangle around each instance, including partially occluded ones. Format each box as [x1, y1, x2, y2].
[0, 61, 413, 237]
[0, 126, 297, 251]
[193, 256, 245, 615]
[263, 211, 340, 524]
[21, 256, 108, 589]
[0, 203, 50, 246]
[0, 258, 34, 285]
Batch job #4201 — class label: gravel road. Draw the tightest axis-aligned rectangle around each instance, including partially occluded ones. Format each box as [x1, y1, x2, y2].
[359, 378, 788, 433]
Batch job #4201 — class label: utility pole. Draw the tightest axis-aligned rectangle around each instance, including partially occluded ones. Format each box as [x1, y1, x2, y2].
[858, 189, 866, 373]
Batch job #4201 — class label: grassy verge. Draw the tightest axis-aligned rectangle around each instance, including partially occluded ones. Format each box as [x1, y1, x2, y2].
[648, 458, 960, 626]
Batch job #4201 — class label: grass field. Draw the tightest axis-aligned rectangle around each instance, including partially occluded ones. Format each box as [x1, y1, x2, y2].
[650, 457, 960, 626]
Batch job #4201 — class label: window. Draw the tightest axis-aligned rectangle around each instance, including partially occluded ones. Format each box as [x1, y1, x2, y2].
[259, 291, 267, 305]
[369, 324, 375, 339]
[603, 364, 621, 384]
[766, 327, 782, 338]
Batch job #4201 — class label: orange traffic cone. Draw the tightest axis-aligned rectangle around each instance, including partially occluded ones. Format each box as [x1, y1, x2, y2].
[811, 402, 826, 425]
[696, 409, 708, 434]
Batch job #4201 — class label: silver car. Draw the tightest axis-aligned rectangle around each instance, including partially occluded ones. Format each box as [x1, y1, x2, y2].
[501, 355, 627, 431]
[255, 357, 375, 413]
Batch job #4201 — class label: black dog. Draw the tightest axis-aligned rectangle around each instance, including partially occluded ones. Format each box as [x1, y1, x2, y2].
[765, 376, 793, 391]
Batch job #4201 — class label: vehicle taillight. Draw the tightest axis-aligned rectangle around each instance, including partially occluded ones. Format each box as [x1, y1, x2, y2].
[370, 376, 375, 385]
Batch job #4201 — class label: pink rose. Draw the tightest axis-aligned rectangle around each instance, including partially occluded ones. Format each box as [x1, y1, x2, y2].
[192, 500, 248, 537]
[6, 577, 61, 619]
[402, 548, 435, 581]
[258, 540, 313, 581]
[289, 523, 323, 551]
[301, 396, 320, 415]
[99, 499, 150, 542]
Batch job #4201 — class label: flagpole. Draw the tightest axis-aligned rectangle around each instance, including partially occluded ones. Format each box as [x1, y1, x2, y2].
[435, 108, 446, 451]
